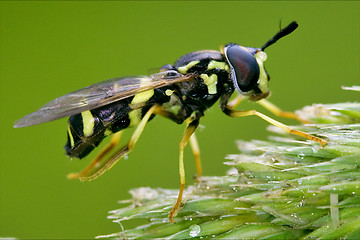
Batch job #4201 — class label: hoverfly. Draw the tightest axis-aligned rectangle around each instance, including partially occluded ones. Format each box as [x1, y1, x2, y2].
[14, 21, 326, 222]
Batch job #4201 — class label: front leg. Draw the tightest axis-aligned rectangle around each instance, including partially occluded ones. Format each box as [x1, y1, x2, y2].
[220, 94, 327, 147]
[226, 94, 311, 124]
[257, 99, 311, 124]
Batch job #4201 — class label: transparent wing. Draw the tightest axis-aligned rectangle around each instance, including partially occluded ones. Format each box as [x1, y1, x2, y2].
[14, 70, 195, 128]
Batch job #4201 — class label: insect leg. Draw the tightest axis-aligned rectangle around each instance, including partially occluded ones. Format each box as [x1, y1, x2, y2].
[168, 117, 200, 223]
[257, 99, 311, 124]
[227, 95, 245, 109]
[223, 107, 327, 146]
[67, 131, 123, 180]
[147, 108, 203, 177]
[154, 112, 202, 177]
[227, 96, 310, 124]
[189, 132, 202, 178]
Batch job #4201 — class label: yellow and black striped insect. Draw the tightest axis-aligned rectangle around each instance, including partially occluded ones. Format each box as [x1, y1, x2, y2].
[14, 21, 326, 222]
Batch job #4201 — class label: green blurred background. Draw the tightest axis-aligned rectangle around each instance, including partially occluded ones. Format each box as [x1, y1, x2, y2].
[1, 1, 359, 239]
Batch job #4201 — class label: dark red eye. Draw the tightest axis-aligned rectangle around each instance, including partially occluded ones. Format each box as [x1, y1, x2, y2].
[224, 44, 259, 92]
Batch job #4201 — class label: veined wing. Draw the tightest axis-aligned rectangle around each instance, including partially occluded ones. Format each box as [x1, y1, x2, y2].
[14, 70, 195, 128]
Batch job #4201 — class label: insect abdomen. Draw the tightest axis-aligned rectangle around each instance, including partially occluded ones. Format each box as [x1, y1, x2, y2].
[65, 101, 132, 159]
[65, 88, 172, 159]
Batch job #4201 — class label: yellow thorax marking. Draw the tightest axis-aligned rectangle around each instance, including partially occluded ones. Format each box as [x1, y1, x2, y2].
[177, 60, 200, 74]
[128, 110, 141, 127]
[165, 89, 174, 96]
[207, 60, 229, 72]
[200, 74, 218, 94]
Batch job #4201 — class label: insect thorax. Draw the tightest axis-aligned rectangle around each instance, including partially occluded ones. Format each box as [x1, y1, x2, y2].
[162, 50, 232, 113]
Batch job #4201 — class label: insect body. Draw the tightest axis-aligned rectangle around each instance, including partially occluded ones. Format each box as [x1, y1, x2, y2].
[14, 21, 326, 222]
[64, 50, 230, 160]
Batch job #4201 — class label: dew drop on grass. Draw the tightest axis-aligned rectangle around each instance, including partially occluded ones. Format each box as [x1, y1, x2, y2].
[189, 224, 201, 237]
[297, 152, 305, 159]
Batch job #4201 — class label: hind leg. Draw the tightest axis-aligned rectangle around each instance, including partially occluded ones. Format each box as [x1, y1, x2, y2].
[67, 130, 123, 180]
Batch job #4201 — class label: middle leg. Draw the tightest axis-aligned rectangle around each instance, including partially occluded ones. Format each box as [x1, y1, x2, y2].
[168, 116, 200, 223]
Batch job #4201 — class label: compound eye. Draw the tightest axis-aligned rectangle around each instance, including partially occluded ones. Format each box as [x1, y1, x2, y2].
[224, 44, 260, 92]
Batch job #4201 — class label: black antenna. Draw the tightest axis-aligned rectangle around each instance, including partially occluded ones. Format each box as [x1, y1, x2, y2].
[261, 21, 298, 51]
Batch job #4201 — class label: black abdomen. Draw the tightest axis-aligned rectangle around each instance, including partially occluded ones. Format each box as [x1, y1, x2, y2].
[65, 100, 132, 159]
[64, 88, 172, 159]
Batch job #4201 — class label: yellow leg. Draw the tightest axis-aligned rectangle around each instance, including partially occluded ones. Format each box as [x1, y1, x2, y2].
[189, 133, 202, 178]
[258, 99, 311, 124]
[168, 118, 199, 223]
[227, 95, 310, 124]
[226, 109, 327, 147]
[185, 118, 202, 178]
[67, 131, 123, 180]
[227, 95, 244, 109]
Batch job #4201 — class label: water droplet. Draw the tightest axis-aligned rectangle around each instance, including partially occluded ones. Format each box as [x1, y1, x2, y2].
[189, 224, 201, 237]
[297, 153, 305, 159]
